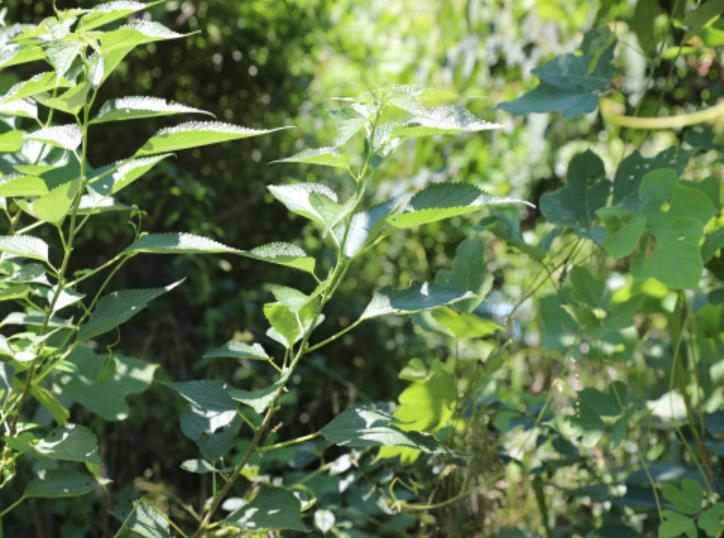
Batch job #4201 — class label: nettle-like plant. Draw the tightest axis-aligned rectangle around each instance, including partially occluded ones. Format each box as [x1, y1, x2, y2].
[0, 4, 533, 537]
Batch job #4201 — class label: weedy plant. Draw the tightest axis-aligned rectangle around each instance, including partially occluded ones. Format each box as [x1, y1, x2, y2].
[0, 3, 531, 536]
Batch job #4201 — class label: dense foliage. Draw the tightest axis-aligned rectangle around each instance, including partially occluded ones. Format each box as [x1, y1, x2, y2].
[0, 1, 722, 537]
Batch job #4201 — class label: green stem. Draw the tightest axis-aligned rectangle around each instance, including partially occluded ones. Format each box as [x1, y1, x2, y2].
[257, 431, 320, 453]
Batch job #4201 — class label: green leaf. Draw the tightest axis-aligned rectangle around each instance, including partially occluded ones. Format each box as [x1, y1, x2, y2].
[227, 370, 289, 414]
[639, 169, 716, 225]
[598, 208, 647, 258]
[578, 388, 621, 418]
[421, 307, 503, 339]
[264, 301, 318, 349]
[659, 510, 697, 538]
[33, 424, 101, 465]
[0, 98, 39, 120]
[267, 183, 338, 227]
[164, 379, 236, 412]
[79, 1, 150, 31]
[32, 179, 80, 225]
[497, 27, 615, 118]
[435, 236, 492, 312]
[98, 20, 185, 54]
[268, 284, 312, 313]
[30, 385, 69, 425]
[247, 242, 316, 274]
[78, 280, 183, 341]
[203, 340, 270, 361]
[24, 469, 110, 499]
[136, 121, 287, 156]
[392, 105, 501, 137]
[0, 235, 49, 264]
[112, 498, 170, 538]
[91, 154, 172, 195]
[343, 199, 397, 257]
[321, 406, 440, 451]
[540, 150, 610, 237]
[698, 502, 724, 537]
[227, 486, 308, 533]
[91, 96, 213, 124]
[0, 45, 45, 69]
[568, 266, 606, 308]
[272, 146, 349, 169]
[56, 347, 157, 421]
[0, 130, 25, 153]
[360, 282, 474, 320]
[388, 183, 530, 229]
[661, 479, 704, 515]
[612, 147, 692, 211]
[25, 124, 82, 150]
[36, 82, 91, 115]
[0, 72, 70, 103]
[125, 233, 239, 255]
[44, 39, 84, 80]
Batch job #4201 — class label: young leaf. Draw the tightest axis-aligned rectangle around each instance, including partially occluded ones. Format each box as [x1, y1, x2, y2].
[272, 146, 349, 169]
[25, 124, 82, 151]
[135, 121, 287, 156]
[125, 233, 240, 255]
[393, 105, 501, 137]
[226, 486, 308, 533]
[0, 235, 49, 264]
[91, 96, 213, 124]
[33, 424, 101, 465]
[79, 1, 149, 31]
[360, 282, 474, 320]
[44, 39, 84, 80]
[23, 470, 110, 499]
[78, 281, 183, 342]
[388, 183, 530, 229]
[247, 242, 316, 274]
[0, 72, 71, 103]
[540, 150, 610, 238]
[0, 130, 26, 153]
[0, 44, 45, 69]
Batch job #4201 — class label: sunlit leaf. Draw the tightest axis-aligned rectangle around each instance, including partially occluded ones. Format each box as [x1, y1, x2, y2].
[92, 96, 213, 124]
[226, 486, 308, 532]
[360, 282, 474, 320]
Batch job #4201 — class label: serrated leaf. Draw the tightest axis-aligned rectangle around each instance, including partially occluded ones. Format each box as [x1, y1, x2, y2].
[32, 179, 80, 225]
[25, 124, 82, 151]
[0, 235, 49, 263]
[393, 105, 501, 137]
[111, 499, 170, 538]
[92, 96, 212, 124]
[247, 242, 316, 274]
[540, 150, 610, 237]
[33, 424, 101, 465]
[0, 98, 38, 119]
[273, 146, 349, 169]
[227, 486, 308, 532]
[78, 281, 182, 341]
[267, 183, 338, 226]
[23, 469, 110, 499]
[0, 44, 45, 69]
[125, 233, 239, 255]
[56, 347, 157, 421]
[136, 121, 287, 156]
[361, 282, 474, 320]
[659, 510, 697, 538]
[79, 1, 149, 31]
[91, 154, 172, 195]
[388, 183, 530, 229]
[203, 340, 270, 361]
[0, 72, 71, 103]
[99, 20, 185, 54]
[321, 406, 440, 451]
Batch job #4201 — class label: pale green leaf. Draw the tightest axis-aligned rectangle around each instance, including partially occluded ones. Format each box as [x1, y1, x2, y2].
[90, 154, 172, 195]
[267, 183, 338, 226]
[125, 233, 239, 255]
[0, 98, 38, 119]
[393, 105, 501, 137]
[32, 179, 80, 225]
[23, 470, 110, 499]
[343, 199, 397, 257]
[421, 307, 503, 339]
[92, 96, 213, 124]
[79, 1, 149, 31]
[0, 235, 49, 263]
[247, 242, 316, 274]
[0, 44, 45, 69]
[33, 424, 101, 465]
[136, 121, 287, 156]
[99, 20, 185, 54]
[78, 281, 183, 341]
[659, 510, 697, 538]
[44, 39, 84, 79]
[36, 82, 91, 115]
[203, 340, 270, 361]
[272, 146, 349, 169]
[268, 284, 311, 313]
[25, 124, 82, 150]
[360, 282, 474, 320]
[388, 183, 530, 229]
[227, 486, 308, 532]
[112, 498, 170, 538]
[0, 72, 70, 103]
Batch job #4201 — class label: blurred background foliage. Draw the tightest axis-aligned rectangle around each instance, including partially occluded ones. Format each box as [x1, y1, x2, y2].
[1, 0, 721, 536]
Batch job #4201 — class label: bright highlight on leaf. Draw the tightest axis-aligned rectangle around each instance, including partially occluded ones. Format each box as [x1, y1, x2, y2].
[92, 96, 213, 124]
[361, 282, 475, 320]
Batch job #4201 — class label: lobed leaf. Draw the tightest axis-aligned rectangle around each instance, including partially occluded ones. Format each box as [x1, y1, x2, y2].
[91, 154, 172, 195]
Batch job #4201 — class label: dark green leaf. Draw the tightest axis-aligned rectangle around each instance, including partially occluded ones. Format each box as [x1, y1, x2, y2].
[0, 235, 49, 264]
[226, 486, 308, 532]
[33, 424, 101, 465]
[203, 340, 270, 361]
[658, 510, 697, 538]
[360, 282, 474, 320]
[91, 96, 212, 124]
[24, 470, 110, 499]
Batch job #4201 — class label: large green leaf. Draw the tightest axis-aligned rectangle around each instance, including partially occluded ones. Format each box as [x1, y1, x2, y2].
[540, 150, 610, 237]
[226, 486, 308, 533]
[388, 183, 530, 229]
[78, 280, 182, 341]
[32, 179, 80, 225]
[135, 121, 287, 156]
[56, 347, 157, 421]
[321, 406, 440, 451]
[125, 233, 239, 255]
[164, 379, 236, 412]
[661, 479, 704, 515]
[360, 282, 474, 320]
[111, 498, 170, 538]
[23, 470, 110, 499]
[0, 235, 49, 264]
[90, 154, 172, 195]
[25, 124, 82, 151]
[91, 96, 212, 124]
[658, 510, 697, 538]
[497, 27, 615, 118]
[33, 424, 101, 465]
